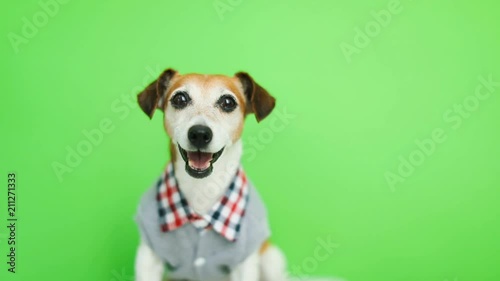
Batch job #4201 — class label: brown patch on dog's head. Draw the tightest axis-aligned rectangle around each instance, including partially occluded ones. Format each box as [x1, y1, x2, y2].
[138, 69, 276, 123]
[164, 74, 246, 114]
[138, 69, 276, 157]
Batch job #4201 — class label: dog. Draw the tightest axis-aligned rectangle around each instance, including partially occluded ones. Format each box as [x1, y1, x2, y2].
[134, 69, 288, 281]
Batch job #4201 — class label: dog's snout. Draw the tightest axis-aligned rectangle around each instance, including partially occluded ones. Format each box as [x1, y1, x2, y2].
[188, 125, 213, 148]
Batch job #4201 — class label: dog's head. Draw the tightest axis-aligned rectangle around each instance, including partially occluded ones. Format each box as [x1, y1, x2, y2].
[138, 69, 276, 179]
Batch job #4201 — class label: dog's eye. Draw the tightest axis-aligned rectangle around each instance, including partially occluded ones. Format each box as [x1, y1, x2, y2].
[217, 95, 237, 112]
[170, 91, 191, 109]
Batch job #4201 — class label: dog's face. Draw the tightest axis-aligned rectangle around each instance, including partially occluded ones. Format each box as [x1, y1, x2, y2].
[138, 69, 275, 179]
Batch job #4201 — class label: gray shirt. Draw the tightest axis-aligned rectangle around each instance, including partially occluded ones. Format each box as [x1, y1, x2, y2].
[135, 181, 271, 281]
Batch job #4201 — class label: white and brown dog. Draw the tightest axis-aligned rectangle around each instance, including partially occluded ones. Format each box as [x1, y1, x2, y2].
[134, 69, 287, 281]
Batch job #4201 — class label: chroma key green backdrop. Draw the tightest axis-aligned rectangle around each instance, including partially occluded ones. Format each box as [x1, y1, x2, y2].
[1, 0, 500, 281]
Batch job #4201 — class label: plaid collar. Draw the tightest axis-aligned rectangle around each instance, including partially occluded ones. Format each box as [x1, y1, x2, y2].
[156, 163, 249, 242]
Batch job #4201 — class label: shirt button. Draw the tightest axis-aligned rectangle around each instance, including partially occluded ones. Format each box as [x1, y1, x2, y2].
[194, 257, 206, 267]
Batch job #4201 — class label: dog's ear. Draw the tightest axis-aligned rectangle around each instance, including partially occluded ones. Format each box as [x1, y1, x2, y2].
[235, 72, 276, 122]
[137, 68, 177, 119]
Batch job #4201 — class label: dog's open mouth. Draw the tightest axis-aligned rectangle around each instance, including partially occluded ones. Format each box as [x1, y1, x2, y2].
[178, 144, 224, 178]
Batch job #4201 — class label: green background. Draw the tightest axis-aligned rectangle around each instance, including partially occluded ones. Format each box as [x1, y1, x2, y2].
[1, 0, 500, 280]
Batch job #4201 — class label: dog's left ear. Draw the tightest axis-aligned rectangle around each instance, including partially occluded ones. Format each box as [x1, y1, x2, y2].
[137, 68, 177, 119]
[235, 72, 276, 122]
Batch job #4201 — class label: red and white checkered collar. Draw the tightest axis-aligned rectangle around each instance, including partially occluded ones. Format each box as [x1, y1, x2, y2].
[156, 162, 249, 242]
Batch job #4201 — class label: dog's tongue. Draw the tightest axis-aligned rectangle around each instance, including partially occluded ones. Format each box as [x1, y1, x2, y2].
[187, 151, 213, 170]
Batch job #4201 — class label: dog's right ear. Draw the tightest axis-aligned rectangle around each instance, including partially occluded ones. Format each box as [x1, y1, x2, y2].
[137, 68, 177, 119]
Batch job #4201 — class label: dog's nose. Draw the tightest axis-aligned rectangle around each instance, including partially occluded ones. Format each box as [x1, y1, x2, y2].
[188, 125, 213, 148]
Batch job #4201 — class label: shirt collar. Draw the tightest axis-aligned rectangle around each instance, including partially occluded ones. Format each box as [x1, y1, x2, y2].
[156, 162, 249, 242]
